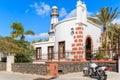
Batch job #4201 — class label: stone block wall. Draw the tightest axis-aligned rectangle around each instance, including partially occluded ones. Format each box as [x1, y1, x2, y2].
[11, 62, 86, 75]
[59, 62, 86, 74]
[46, 61, 86, 74]
[0, 62, 6, 71]
[11, 60, 117, 75]
[95, 62, 117, 72]
[46, 60, 117, 74]
[71, 25, 85, 60]
[12, 63, 49, 75]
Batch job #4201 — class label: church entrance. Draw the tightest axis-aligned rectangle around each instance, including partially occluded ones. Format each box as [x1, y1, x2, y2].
[85, 37, 92, 60]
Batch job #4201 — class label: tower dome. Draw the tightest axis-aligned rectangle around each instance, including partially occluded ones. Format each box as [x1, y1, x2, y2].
[52, 6, 58, 9]
[51, 6, 59, 17]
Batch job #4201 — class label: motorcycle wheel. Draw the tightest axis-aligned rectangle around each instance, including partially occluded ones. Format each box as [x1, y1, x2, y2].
[98, 70, 107, 80]
[83, 70, 89, 76]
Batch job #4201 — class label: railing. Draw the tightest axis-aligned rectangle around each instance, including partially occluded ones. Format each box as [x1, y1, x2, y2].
[35, 49, 119, 61]
[35, 50, 84, 61]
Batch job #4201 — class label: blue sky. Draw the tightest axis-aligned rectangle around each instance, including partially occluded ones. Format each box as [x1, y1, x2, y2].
[0, 0, 120, 41]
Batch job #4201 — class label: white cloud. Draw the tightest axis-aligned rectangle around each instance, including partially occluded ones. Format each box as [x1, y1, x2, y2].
[59, 8, 68, 17]
[38, 32, 49, 39]
[26, 32, 49, 39]
[30, 2, 50, 15]
[87, 11, 94, 17]
[65, 9, 76, 19]
[112, 18, 120, 24]
[65, 9, 94, 19]
[25, 9, 29, 13]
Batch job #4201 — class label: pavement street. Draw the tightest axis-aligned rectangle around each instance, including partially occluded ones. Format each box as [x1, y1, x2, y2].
[55, 71, 120, 80]
[0, 71, 120, 80]
[0, 71, 44, 80]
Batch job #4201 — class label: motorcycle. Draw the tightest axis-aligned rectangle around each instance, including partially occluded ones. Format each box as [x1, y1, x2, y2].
[83, 60, 109, 80]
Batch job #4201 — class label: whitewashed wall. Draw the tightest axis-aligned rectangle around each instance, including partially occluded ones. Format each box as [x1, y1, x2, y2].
[33, 42, 54, 60]
[83, 21, 101, 51]
[55, 18, 76, 52]
[55, 18, 101, 53]
[33, 18, 101, 60]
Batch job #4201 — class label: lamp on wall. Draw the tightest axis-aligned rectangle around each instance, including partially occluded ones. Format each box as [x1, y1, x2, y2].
[71, 28, 74, 35]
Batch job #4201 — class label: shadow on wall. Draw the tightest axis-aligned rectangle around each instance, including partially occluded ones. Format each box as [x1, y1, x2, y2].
[1, 57, 7, 62]
[0, 52, 6, 62]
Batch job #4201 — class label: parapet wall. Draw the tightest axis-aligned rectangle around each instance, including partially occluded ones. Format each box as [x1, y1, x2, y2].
[46, 60, 117, 74]
[94, 60, 117, 72]
[6, 60, 117, 75]
[12, 63, 49, 75]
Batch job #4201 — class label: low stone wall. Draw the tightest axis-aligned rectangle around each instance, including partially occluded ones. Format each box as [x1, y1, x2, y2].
[11, 60, 117, 75]
[46, 61, 86, 74]
[12, 63, 49, 75]
[46, 60, 117, 74]
[0, 62, 6, 71]
[94, 61, 117, 72]
[58, 62, 86, 74]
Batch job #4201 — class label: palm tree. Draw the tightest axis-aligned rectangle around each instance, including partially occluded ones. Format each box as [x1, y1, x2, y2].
[88, 7, 120, 48]
[0, 36, 35, 56]
[10, 22, 35, 40]
[0, 37, 22, 55]
[108, 24, 120, 49]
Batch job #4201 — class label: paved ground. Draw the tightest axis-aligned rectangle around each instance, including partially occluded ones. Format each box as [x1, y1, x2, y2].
[0, 71, 120, 80]
[55, 71, 120, 80]
[0, 71, 45, 80]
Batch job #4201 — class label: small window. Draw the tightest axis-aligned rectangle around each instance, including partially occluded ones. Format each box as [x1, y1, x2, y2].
[48, 46, 54, 60]
[36, 47, 42, 60]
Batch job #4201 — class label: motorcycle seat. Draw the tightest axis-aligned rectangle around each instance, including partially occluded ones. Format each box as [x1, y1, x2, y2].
[95, 66, 102, 70]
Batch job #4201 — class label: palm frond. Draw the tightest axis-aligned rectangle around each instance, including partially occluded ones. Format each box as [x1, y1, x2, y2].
[10, 22, 24, 39]
[25, 30, 35, 35]
[87, 17, 100, 25]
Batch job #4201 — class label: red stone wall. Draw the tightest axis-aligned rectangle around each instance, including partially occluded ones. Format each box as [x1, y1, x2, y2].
[71, 24, 84, 60]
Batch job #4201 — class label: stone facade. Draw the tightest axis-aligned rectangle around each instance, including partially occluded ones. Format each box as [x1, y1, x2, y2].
[0, 62, 6, 71]
[95, 62, 118, 72]
[58, 62, 86, 74]
[11, 61, 117, 75]
[12, 63, 49, 75]
[71, 24, 85, 60]
[47, 61, 117, 74]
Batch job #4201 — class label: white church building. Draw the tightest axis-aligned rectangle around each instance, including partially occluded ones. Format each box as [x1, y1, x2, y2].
[33, 0, 102, 60]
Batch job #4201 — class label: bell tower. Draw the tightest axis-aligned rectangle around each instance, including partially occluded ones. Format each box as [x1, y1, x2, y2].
[51, 6, 59, 29]
[71, 0, 87, 60]
[76, 0, 87, 24]
[48, 6, 59, 41]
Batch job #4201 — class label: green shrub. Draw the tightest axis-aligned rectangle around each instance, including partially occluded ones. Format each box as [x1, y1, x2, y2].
[15, 53, 32, 63]
[96, 51, 105, 59]
[102, 41, 106, 48]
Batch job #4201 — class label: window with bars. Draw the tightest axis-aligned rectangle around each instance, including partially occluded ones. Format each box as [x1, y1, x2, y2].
[36, 47, 42, 60]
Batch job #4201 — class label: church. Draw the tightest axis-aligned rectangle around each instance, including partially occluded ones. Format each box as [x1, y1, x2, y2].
[33, 0, 102, 60]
